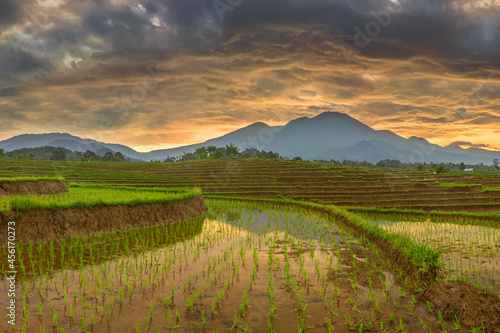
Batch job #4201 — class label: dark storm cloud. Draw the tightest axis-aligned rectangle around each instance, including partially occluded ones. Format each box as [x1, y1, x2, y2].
[5, 0, 499, 81]
[0, 0, 22, 29]
[82, 9, 152, 52]
[143, 0, 213, 27]
[93, 106, 137, 128]
[218, 0, 362, 30]
[114, 0, 500, 65]
[0, 86, 20, 97]
[0, 45, 50, 85]
[1, 108, 28, 121]
[43, 28, 82, 44]
[143, 0, 500, 65]
[0, 0, 499, 149]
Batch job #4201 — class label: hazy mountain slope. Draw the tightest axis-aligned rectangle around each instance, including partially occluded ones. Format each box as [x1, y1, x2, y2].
[263, 112, 379, 158]
[0, 133, 145, 161]
[145, 122, 275, 160]
[321, 140, 400, 163]
[0, 112, 498, 164]
[0, 133, 77, 151]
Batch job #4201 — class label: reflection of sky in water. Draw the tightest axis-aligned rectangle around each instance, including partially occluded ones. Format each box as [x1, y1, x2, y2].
[0, 206, 462, 332]
[225, 209, 344, 246]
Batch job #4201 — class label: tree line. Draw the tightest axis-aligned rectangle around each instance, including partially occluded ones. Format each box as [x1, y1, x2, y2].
[1, 146, 498, 170]
[164, 144, 280, 162]
[324, 158, 500, 172]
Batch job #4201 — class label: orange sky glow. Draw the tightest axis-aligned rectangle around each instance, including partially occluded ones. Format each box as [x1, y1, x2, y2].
[0, 0, 499, 153]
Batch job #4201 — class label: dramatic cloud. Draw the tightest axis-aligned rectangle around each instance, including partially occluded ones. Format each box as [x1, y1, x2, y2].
[0, 0, 22, 29]
[0, 0, 499, 150]
[448, 141, 490, 148]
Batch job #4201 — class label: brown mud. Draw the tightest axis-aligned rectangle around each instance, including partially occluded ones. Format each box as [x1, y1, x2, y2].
[0, 196, 207, 243]
[422, 281, 500, 332]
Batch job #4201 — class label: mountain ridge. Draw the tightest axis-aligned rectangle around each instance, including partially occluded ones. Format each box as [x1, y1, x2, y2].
[0, 112, 498, 164]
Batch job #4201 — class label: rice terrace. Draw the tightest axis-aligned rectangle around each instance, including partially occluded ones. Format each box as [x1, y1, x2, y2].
[2, 0, 500, 331]
[1, 158, 500, 333]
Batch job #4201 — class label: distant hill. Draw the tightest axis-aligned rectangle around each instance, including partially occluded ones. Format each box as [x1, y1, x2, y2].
[0, 133, 145, 161]
[0, 112, 498, 164]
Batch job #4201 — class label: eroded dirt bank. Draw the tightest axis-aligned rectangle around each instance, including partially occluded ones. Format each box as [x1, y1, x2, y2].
[0, 196, 207, 243]
[422, 281, 500, 332]
[0, 180, 68, 196]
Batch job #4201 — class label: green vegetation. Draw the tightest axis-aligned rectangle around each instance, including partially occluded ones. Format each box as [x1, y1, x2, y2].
[483, 186, 500, 191]
[0, 186, 201, 212]
[0, 158, 499, 215]
[0, 199, 463, 332]
[350, 206, 500, 218]
[208, 197, 443, 274]
[172, 144, 280, 162]
[374, 219, 500, 294]
[328, 158, 500, 172]
[4, 146, 130, 162]
[349, 207, 500, 228]
[1, 157, 499, 331]
[0, 176, 65, 183]
[438, 182, 481, 187]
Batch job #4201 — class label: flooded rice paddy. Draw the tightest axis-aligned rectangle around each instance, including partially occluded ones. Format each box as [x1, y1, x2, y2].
[1, 202, 470, 332]
[372, 219, 500, 296]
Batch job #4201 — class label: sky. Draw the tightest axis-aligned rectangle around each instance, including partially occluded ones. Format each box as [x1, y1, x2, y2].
[0, 0, 499, 152]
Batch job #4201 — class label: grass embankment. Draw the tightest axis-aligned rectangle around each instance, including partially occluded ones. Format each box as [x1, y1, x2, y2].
[0, 186, 207, 243]
[0, 186, 202, 212]
[0, 176, 65, 183]
[348, 206, 500, 227]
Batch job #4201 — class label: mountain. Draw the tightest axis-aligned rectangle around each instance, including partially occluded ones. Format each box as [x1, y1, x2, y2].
[0, 112, 498, 164]
[0, 133, 146, 161]
[322, 140, 409, 163]
[144, 122, 276, 161]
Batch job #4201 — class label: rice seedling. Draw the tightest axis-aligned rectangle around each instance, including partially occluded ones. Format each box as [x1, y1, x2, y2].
[0, 197, 466, 332]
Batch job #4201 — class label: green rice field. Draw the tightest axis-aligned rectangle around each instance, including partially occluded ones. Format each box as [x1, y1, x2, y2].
[1, 158, 499, 332]
[0, 201, 475, 332]
[0, 186, 201, 212]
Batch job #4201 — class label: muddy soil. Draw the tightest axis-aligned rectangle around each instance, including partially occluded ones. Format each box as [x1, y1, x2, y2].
[0, 196, 207, 243]
[0, 180, 68, 196]
[422, 281, 500, 332]
[0, 207, 466, 333]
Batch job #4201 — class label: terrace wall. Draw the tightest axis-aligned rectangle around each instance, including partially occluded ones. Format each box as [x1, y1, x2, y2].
[0, 196, 207, 243]
[0, 180, 68, 196]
